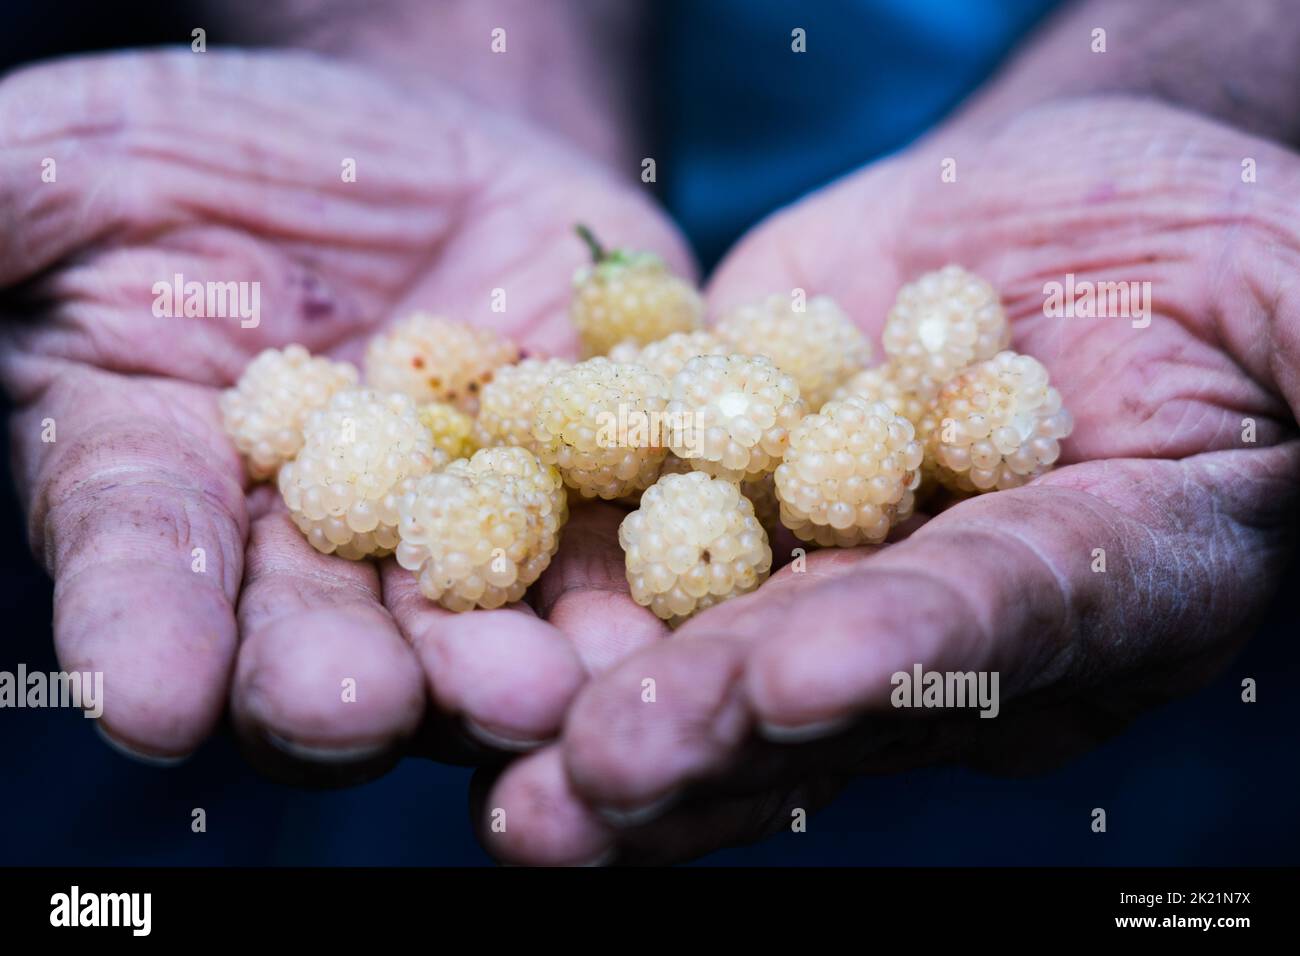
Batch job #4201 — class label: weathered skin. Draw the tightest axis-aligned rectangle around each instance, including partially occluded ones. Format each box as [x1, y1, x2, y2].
[3, 13, 1300, 867]
[480, 99, 1300, 864]
[0, 49, 691, 773]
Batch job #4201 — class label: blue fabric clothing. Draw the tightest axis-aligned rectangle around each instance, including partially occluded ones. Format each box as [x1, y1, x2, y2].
[658, 0, 1062, 268]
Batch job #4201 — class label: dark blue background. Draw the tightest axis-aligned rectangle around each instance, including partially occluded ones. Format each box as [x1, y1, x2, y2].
[2, 0, 1297, 866]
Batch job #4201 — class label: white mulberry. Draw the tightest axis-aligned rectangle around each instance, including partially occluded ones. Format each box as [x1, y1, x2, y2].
[775, 395, 923, 547]
[364, 313, 519, 413]
[830, 362, 927, 425]
[883, 265, 1011, 394]
[532, 358, 670, 499]
[918, 350, 1073, 493]
[713, 294, 870, 410]
[570, 226, 703, 357]
[667, 354, 806, 481]
[620, 471, 771, 626]
[395, 447, 566, 611]
[279, 389, 442, 559]
[740, 473, 781, 536]
[418, 401, 478, 460]
[472, 357, 571, 450]
[608, 330, 730, 381]
[220, 344, 357, 481]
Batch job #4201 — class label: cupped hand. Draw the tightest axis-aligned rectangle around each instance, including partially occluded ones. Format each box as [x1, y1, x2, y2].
[479, 98, 1300, 864]
[0, 49, 686, 775]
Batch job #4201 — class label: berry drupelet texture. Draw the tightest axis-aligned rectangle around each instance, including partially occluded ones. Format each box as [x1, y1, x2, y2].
[279, 389, 443, 559]
[608, 330, 730, 381]
[418, 401, 478, 461]
[395, 447, 566, 611]
[830, 362, 928, 425]
[532, 357, 670, 499]
[570, 226, 703, 357]
[220, 344, 358, 481]
[364, 313, 519, 413]
[919, 350, 1073, 493]
[457, 446, 569, 538]
[775, 395, 923, 547]
[667, 353, 807, 481]
[621, 471, 772, 626]
[713, 294, 871, 410]
[472, 357, 571, 450]
[883, 265, 1011, 395]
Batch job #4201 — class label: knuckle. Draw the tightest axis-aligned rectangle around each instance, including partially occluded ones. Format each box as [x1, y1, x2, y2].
[36, 420, 244, 584]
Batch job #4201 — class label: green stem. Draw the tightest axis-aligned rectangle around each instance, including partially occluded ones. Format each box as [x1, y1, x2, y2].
[575, 223, 607, 263]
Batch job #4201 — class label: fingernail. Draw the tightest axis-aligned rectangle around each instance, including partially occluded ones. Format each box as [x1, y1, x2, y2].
[465, 723, 551, 759]
[264, 732, 391, 764]
[95, 723, 192, 767]
[462, 718, 551, 753]
[596, 790, 680, 827]
[758, 716, 851, 743]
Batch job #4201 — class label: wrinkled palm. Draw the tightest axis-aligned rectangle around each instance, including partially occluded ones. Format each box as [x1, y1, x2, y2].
[0, 50, 691, 773]
[479, 99, 1300, 865]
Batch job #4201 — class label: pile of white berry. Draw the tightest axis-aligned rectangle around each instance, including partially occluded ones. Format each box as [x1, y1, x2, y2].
[222, 228, 1071, 621]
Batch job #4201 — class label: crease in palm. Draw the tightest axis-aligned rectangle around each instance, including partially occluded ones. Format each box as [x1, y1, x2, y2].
[4, 48, 1298, 864]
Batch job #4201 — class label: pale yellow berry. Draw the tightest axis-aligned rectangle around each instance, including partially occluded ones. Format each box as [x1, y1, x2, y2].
[472, 357, 571, 450]
[280, 389, 443, 559]
[918, 350, 1072, 493]
[620, 471, 772, 626]
[609, 330, 730, 381]
[418, 402, 477, 460]
[775, 395, 923, 547]
[395, 447, 566, 611]
[364, 313, 519, 413]
[829, 362, 928, 426]
[570, 227, 703, 357]
[455, 446, 569, 539]
[533, 358, 670, 500]
[220, 344, 357, 481]
[667, 354, 807, 481]
[713, 294, 871, 410]
[883, 265, 1011, 394]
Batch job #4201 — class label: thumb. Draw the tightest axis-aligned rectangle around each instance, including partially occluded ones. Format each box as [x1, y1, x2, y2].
[738, 447, 1298, 736]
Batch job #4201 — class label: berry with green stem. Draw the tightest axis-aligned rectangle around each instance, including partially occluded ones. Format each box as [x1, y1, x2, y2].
[569, 224, 703, 358]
